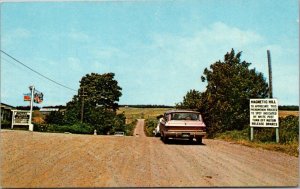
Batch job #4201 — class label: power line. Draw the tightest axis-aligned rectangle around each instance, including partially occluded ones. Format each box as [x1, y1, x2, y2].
[1, 50, 77, 92]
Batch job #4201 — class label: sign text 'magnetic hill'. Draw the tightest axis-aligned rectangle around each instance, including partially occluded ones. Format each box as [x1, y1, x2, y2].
[250, 99, 278, 128]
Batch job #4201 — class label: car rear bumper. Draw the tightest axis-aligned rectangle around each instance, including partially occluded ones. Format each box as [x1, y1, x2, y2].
[164, 131, 206, 138]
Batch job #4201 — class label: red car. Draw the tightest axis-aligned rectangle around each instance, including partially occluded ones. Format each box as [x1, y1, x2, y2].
[159, 110, 206, 144]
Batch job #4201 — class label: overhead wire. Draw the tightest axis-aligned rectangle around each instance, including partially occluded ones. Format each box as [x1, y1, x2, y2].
[1, 50, 77, 92]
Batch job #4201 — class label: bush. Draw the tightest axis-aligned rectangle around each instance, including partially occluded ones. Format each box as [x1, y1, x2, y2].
[252, 115, 299, 144]
[278, 115, 298, 144]
[33, 122, 94, 134]
[125, 119, 137, 136]
[45, 111, 64, 125]
[144, 118, 158, 137]
[1, 120, 11, 129]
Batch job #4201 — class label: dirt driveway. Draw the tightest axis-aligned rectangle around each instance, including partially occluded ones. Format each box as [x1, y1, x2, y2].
[1, 120, 298, 187]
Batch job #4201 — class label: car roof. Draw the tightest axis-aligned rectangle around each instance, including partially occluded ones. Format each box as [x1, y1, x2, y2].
[165, 109, 200, 114]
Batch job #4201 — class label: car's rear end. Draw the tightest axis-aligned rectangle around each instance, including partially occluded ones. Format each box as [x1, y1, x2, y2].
[160, 110, 206, 144]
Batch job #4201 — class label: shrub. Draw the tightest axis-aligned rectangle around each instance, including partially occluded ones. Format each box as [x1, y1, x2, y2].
[252, 115, 299, 144]
[1, 120, 11, 129]
[125, 119, 137, 136]
[144, 118, 158, 137]
[33, 122, 94, 134]
[278, 115, 298, 144]
[45, 111, 64, 125]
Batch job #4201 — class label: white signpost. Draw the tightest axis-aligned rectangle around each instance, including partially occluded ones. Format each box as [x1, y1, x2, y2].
[11, 85, 42, 131]
[250, 98, 279, 142]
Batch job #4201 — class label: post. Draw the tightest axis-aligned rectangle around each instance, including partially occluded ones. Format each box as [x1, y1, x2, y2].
[267, 50, 279, 143]
[276, 128, 279, 143]
[28, 85, 34, 131]
[250, 127, 254, 141]
[267, 50, 273, 98]
[11, 110, 14, 129]
[80, 87, 87, 123]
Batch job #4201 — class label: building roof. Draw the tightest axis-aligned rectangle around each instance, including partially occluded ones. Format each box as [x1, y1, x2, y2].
[40, 108, 59, 112]
[1, 103, 15, 110]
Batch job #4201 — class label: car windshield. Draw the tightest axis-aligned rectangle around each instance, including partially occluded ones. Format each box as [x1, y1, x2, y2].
[171, 113, 199, 121]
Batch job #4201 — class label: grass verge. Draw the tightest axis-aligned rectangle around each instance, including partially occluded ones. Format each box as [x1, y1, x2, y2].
[215, 128, 299, 157]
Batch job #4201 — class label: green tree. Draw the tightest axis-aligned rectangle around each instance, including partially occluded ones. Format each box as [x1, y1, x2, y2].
[80, 72, 122, 111]
[45, 111, 64, 125]
[64, 72, 123, 134]
[63, 95, 82, 124]
[176, 89, 202, 110]
[200, 49, 269, 136]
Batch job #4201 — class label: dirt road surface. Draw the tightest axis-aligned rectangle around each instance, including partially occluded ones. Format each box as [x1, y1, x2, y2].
[1, 120, 298, 188]
[133, 119, 146, 137]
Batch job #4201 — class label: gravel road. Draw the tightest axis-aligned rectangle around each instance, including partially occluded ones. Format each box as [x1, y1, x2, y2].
[1, 120, 298, 187]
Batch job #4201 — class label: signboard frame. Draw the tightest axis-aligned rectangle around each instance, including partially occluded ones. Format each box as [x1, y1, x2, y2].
[11, 110, 32, 130]
[249, 98, 279, 142]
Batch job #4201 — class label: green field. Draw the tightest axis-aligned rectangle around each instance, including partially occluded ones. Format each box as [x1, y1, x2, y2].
[117, 107, 172, 123]
[118, 107, 298, 120]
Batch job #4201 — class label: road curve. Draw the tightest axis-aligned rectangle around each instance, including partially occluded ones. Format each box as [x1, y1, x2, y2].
[0, 126, 298, 187]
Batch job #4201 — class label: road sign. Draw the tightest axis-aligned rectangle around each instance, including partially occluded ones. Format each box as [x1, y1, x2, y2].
[24, 93, 31, 101]
[249, 98, 279, 142]
[250, 99, 278, 128]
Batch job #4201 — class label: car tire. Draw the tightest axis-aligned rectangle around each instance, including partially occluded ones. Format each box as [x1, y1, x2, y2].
[161, 133, 168, 143]
[196, 137, 203, 144]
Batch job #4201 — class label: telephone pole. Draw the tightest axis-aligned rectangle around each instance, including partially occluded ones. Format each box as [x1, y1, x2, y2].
[267, 50, 273, 98]
[80, 87, 87, 123]
[28, 85, 35, 131]
[267, 50, 279, 143]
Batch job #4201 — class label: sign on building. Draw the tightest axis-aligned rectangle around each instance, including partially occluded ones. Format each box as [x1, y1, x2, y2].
[250, 99, 279, 128]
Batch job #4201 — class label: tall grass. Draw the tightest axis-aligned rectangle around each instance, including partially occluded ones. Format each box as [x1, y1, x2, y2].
[216, 115, 299, 157]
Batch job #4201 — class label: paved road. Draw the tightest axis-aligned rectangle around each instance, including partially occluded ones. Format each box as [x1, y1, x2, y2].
[0, 124, 298, 188]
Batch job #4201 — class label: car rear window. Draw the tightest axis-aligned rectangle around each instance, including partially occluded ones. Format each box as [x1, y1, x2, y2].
[171, 113, 199, 121]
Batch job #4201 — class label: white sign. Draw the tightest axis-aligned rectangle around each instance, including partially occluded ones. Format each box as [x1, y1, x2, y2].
[250, 99, 279, 127]
[11, 110, 33, 131]
[12, 110, 30, 125]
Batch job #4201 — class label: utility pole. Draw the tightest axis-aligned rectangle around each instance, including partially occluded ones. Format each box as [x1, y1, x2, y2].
[80, 87, 87, 123]
[28, 85, 34, 131]
[267, 50, 279, 143]
[267, 50, 273, 98]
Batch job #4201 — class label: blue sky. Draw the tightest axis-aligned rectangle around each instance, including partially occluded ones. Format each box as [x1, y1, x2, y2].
[1, 0, 299, 107]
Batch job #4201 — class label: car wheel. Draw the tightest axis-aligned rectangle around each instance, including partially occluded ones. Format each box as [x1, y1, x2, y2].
[161, 133, 168, 143]
[196, 137, 203, 144]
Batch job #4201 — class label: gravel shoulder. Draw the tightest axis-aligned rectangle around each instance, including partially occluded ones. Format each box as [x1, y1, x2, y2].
[1, 122, 298, 187]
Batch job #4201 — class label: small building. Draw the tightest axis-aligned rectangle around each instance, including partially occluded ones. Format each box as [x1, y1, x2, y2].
[1, 103, 15, 122]
[39, 108, 60, 116]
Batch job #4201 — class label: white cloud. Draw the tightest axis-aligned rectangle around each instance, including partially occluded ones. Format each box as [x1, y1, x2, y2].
[93, 47, 124, 60]
[68, 31, 90, 42]
[2, 28, 31, 47]
[67, 57, 82, 71]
